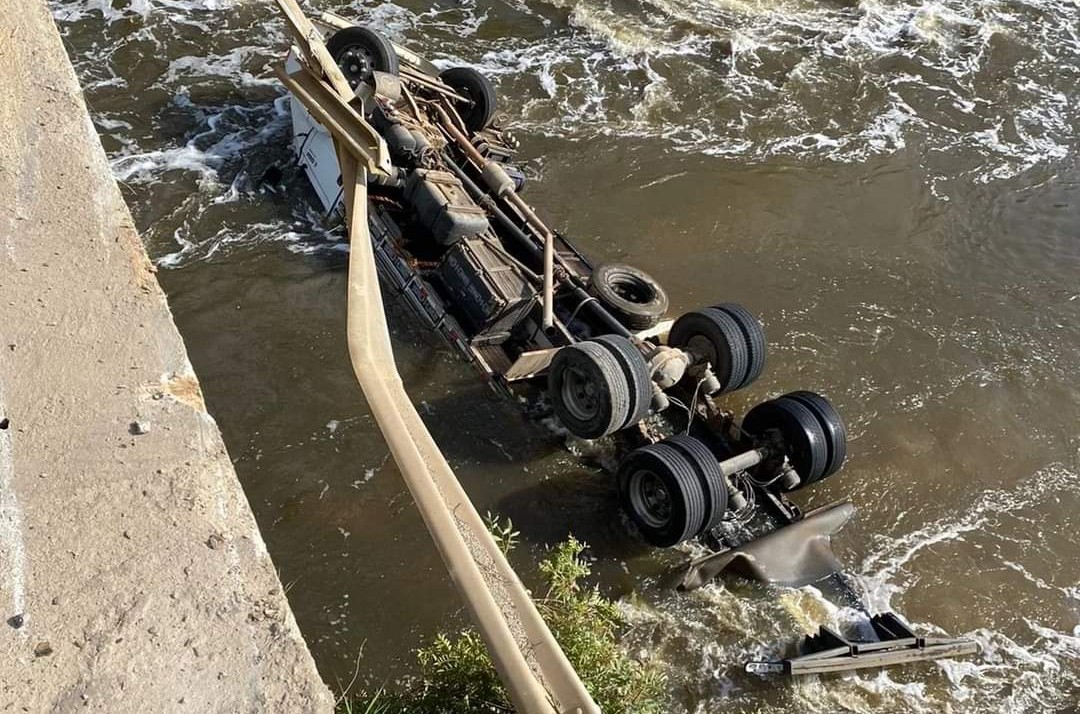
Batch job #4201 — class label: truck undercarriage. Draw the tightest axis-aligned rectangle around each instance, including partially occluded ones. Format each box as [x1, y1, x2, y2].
[278, 11, 977, 677]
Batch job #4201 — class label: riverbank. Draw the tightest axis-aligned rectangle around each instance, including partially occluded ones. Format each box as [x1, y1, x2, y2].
[0, 1, 333, 709]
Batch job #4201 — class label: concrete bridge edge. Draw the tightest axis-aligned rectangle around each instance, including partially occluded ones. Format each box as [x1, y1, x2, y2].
[0, 1, 335, 710]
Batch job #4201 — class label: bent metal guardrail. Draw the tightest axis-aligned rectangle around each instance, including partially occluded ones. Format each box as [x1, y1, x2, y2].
[272, 2, 601, 712]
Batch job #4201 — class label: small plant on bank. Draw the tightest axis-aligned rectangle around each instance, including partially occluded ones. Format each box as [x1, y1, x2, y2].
[338, 690, 398, 714]
[341, 525, 667, 714]
[485, 511, 520, 556]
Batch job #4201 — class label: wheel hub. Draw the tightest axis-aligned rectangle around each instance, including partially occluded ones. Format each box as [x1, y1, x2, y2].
[337, 46, 376, 88]
[633, 470, 672, 528]
[561, 365, 600, 422]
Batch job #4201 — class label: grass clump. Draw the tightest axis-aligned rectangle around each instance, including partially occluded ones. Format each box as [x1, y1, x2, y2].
[341, 529, 667, 714]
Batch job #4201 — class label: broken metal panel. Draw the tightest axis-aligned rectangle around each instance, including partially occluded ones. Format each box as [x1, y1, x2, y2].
[746, 614, 979, 676]
[505, 348, 561, 382]
[679, 500, 855, 590]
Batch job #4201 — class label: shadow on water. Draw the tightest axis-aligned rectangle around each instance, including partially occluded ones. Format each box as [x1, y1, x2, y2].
[495, 467, 651, 560]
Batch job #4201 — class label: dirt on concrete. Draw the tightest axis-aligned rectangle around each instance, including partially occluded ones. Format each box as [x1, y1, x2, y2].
[0, 1, 335, 711]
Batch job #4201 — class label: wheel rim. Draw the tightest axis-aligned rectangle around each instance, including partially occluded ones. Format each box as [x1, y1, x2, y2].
[337, 45, 377, 88]
[560, 364, 601, 422]
[630, 469, 672, 529]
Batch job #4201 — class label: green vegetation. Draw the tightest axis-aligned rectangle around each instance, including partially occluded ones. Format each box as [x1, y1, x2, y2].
[339, 524, 667, 714]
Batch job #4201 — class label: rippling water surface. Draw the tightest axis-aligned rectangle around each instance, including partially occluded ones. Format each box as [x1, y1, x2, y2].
[50, 0, 1079, 710]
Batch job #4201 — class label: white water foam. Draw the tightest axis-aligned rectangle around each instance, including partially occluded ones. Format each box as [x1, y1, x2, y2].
[52, 0, 1080, 259]
[616, 459, 1080, 712]
[415, 0, 1079, 192]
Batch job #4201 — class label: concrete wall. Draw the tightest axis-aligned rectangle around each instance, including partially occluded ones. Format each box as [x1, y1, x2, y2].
[0, 1, 334, 710]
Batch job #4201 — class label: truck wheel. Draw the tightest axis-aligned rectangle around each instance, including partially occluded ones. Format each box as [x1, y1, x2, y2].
[617, 443, 707, 547]
[327, 27, 400, 89]
[439, 66, 498, 133]
[783, 391, 847, 481]
[714, 303, 766, 389]
[589, 263, 669, 331]
[742, 397, 828, 488]
[592, 335, 652, 429]
[668, 307, 748, 393]
[663, 435, 727, 534]
[548, 341, 631, 439]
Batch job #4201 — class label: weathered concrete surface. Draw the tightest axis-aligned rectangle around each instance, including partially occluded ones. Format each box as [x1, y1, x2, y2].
[0, 2, 334, 711]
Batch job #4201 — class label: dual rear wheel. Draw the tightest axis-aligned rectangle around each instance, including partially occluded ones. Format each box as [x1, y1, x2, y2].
[668, 303, 767, 394]
[617, 435, 727, 547]
[548, 335, 651, 440]
[550, 301, 768, 439]
[742, 391, 847, 489]
[617, 391, 847, 546]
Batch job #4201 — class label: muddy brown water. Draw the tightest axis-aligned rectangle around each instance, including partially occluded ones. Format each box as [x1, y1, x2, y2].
[51, 0, 1079, 710]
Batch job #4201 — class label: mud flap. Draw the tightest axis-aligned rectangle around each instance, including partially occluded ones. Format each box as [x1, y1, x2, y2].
[678, 500, 856, 590]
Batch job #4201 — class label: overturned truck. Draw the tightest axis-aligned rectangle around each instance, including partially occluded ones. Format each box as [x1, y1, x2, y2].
[277, 14, 977, 677]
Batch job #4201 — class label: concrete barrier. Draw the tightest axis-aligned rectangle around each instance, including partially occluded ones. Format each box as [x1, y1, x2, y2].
[0, 1, 334, 710]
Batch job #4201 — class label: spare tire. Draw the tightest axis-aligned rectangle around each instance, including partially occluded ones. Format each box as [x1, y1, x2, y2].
[439, 66, 498, 133]
[589, 263, 669, 332]
[327, 27, 400, 90]
[548, 341, 631, 440]
[617, 443, 707, 547]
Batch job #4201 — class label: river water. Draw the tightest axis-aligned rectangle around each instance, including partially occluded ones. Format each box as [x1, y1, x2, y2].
[51, 0, 1079, 711]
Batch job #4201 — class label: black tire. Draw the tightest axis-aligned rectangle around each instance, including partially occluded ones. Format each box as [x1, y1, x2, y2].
[742, 398, 828, 487]
[548, 341, 631, 440]
[664, 435, 728, 534]
[668, 308, 749, 393]
[439, 66, 498, 133]
[327, 27, 400, 90]
[589, 263, 669, 332]
[784, 391, 847, 481]
[592, 335, 652, 429]
[617, 443, 707, 547]
[714, 303, 766, 389]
